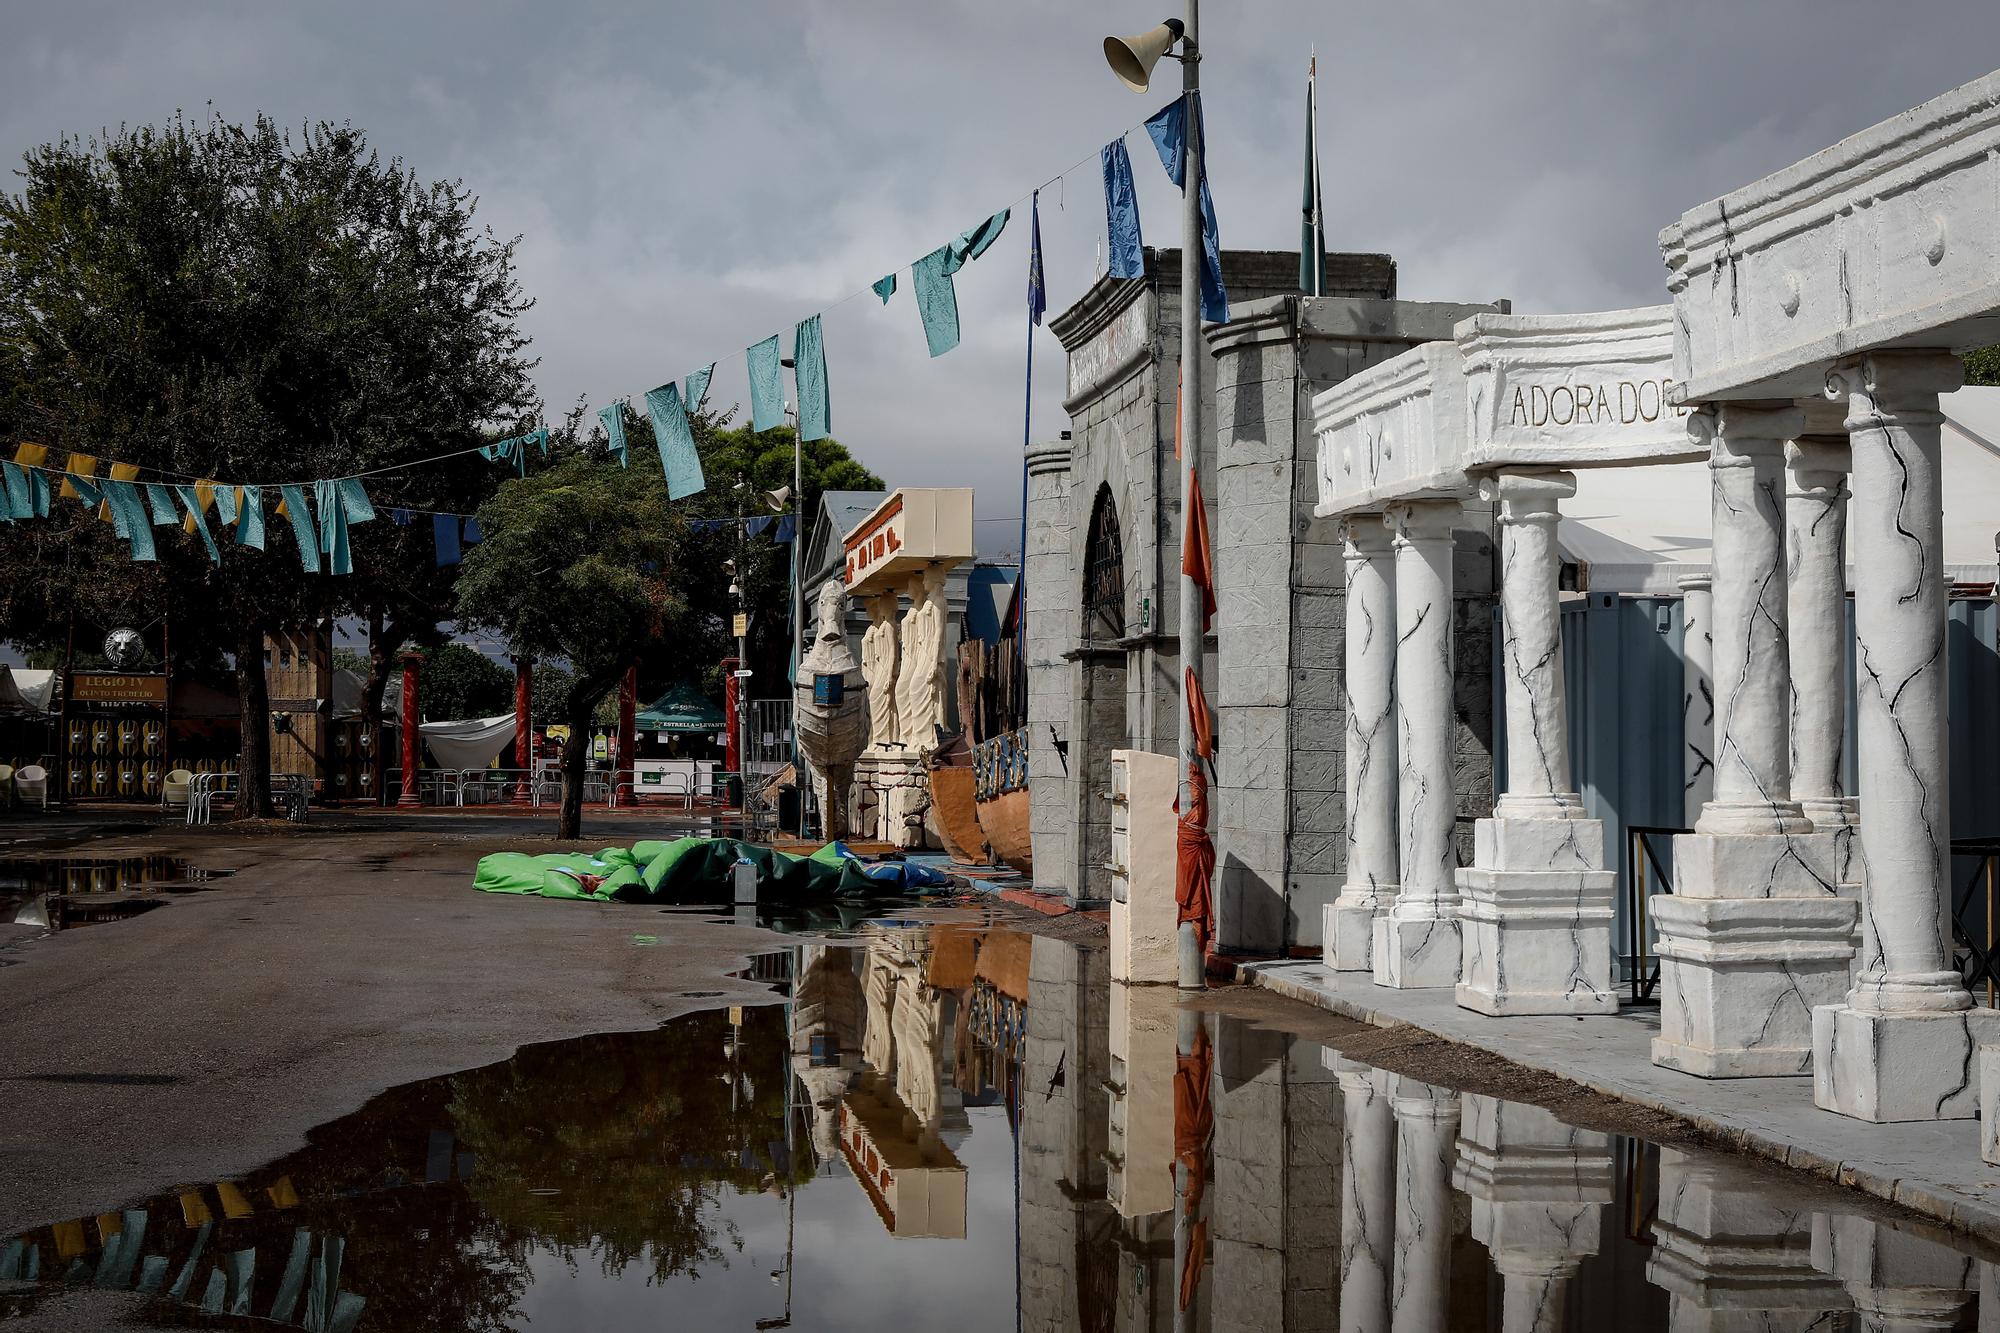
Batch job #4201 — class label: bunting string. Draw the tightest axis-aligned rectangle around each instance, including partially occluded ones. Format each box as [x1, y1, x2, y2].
[1, 99, 1207, 571]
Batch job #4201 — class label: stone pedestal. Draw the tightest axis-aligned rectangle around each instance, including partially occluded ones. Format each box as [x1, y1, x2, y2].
[1647, 1147, 1849, 1331]
[1655, 404, 1858, 1078]
[1457, 471, 1615, 1016]
[1374, 500, 1463, 990]
[1327, 515, 1399, 973]
[1811, 1213, 1974, 1332]
[1109, 748, 1180, 985]
[1813, 353, 1978, 1122]
[1330, 1053, 1394, 1333]
[1453, 1095, 1610, 1333]
[852, 751, 932, 850]
[1386, 1075, 1458, 1333]
[1652, 834, 1858, 1077]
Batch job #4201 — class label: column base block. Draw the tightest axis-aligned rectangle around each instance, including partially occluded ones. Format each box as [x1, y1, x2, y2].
[1371, 908, 1462, 990]
[1455, 864, 1618, 1016]
[1811, 1002, 1995, 1123]
[1980, 1046, 2000, 1166]
[1650, 895, 1858, 1079]
[1324, 890, 1394, 973]
[1673, 829, 1848, 899]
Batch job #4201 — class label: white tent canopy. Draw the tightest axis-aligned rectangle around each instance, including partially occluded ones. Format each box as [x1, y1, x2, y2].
[420, 715, 517, 771]
[1560, 385, 2000, 594]
[0, 666, 55, 717]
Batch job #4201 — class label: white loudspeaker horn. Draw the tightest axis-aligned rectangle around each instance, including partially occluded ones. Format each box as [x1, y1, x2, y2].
[763, 485, 792, 512]
[1103, 19, 1184, 94]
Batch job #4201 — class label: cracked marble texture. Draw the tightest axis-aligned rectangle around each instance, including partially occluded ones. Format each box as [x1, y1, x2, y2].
[1330, 516, 1399, 973]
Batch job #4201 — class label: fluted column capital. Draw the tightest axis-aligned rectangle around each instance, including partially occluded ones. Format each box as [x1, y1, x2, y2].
[1479, 468, 1576, 525]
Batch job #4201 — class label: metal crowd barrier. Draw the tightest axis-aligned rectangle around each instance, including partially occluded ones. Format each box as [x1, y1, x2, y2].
[187, 773, 314, 825]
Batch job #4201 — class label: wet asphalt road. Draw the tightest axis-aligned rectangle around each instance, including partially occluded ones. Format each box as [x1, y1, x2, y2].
[0, 812, 804, 1238]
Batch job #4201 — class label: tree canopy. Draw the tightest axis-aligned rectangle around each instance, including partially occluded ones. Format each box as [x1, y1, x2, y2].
[0, 112, 537, 814]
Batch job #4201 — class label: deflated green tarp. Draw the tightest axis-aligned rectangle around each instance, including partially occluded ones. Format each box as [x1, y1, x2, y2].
[472, 838, 909, 905]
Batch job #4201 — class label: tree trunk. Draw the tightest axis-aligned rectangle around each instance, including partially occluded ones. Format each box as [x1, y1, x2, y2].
[558, 690, 594, 841]
[233, 618, 273, 820]
[557, 672, 620, 841]
[361, 606, 390, 728]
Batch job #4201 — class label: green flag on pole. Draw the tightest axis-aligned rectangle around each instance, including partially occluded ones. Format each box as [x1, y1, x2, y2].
[1300, 50, 1326, 295]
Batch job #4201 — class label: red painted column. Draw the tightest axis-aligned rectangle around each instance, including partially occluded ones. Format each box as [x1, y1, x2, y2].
[396, 650, 423, 807]
[512, 657, 533, 806]
[616, 665, 638, 801]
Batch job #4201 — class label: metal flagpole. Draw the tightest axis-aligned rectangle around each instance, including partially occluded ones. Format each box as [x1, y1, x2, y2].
[1018, 191, 1043, 712]
[1309, 48, 1326, 295]
[1175, 0, 1206, 992]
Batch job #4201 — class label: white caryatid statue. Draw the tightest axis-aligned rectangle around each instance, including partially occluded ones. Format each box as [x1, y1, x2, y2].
[860, 589, 902, 752]
[896, 565, 949, 752]
[795, 580, 869, 836]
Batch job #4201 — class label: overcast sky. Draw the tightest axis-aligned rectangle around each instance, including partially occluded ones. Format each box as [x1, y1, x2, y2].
[5, 1, 1999, 559]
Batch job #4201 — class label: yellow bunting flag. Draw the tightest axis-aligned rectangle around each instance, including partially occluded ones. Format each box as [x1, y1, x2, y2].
[12, 442, 47, 468]
[59, 452, 96, 501]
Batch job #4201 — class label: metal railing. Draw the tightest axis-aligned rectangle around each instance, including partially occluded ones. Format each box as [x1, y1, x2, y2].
[1952, 839, 2000, 1006]
[1621, 825, 1686, 1006]
[184, 772, 311, 824]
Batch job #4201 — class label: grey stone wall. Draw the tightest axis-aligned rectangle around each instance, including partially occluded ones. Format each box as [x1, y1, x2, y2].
[1205, 294, 1502, 951]
[1017, 937, 1114, 1333]
[1024, 444, 1075, 895]
[1206, 1019, 1340, 1333]
[1034, 251, 1493, 914]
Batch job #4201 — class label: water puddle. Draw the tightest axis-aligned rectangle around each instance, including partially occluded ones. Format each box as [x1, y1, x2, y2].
[0, 855, 226, 932]
[3, 923, 1993, 1330]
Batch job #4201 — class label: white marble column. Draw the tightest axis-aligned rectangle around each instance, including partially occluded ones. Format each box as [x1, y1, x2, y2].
[1374, 499, 1463, 989]
[1453, 1095, 1609, 1333]
[1813, 352, 1983, 1123]
[1647, 1147, 1849, 1331]
[1457, 470, 1616, 1016]
[1679, 574, 1714, 830]
[1811, 1213, 1974, 1333]
[1331, 1054, 1395, 1333]
[1386, 1075, 1458, 1333]
[1786, 430, 1859, 834]
[1328, 516, 1399, 972]
[1651, 404, 1858, 1078]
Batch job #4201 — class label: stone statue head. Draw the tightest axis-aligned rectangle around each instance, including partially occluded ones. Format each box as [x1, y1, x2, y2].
[814, 580, 847, 642]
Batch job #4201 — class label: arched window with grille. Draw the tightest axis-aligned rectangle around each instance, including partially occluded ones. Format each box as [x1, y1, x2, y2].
[1083, 485, 1125, 643]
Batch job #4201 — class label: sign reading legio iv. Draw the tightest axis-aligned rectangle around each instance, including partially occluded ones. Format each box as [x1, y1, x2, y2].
[70, 672, 167, 705]
[1457, 306, 1706, 470]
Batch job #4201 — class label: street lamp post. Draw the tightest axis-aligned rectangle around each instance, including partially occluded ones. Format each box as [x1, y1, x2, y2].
[1106, 2, 1206, 991]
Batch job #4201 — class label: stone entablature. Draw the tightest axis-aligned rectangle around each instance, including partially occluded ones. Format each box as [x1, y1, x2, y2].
[1456, 306, 1701, 467]
[1313, 342, 1469, 518]
[1314, 306, 1706, 518]
[842, 488, 974, 596]
[1663, 69, 2000, 401]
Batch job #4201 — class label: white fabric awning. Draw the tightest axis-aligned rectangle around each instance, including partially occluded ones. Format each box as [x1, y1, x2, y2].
[0, 666, 55, 717]
[1561, 385, 2000, 594]
[420, 714, 517, 771]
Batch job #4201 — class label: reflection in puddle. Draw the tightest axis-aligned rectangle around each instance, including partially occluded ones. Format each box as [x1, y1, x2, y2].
[3, 923, 1994, 1330]
[0, 855, 225, 932]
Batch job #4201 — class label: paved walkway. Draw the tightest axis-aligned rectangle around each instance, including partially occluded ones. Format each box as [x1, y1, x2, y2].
[1242, 959, 2000, 1243]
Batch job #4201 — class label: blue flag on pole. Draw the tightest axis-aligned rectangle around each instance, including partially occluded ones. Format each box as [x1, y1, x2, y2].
[1028, 193, 1047, 327]
[1143, 93, 1230, 324]
[1101, 138, 1144, 280]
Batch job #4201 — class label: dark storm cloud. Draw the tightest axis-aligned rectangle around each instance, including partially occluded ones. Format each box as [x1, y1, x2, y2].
[4, 0, 1997, 547]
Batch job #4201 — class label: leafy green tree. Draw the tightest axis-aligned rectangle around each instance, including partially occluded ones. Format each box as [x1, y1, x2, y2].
[595, 403, 883, 698]
[0, 113, 536, 816]
[456, 454, 702, 838]
[1966, 346, 2000, 387]
[418, 642, 514, 722]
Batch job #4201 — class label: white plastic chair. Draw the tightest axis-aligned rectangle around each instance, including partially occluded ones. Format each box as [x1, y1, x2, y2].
[162, 768, 195, 813]
[14, 764, 49, 811]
